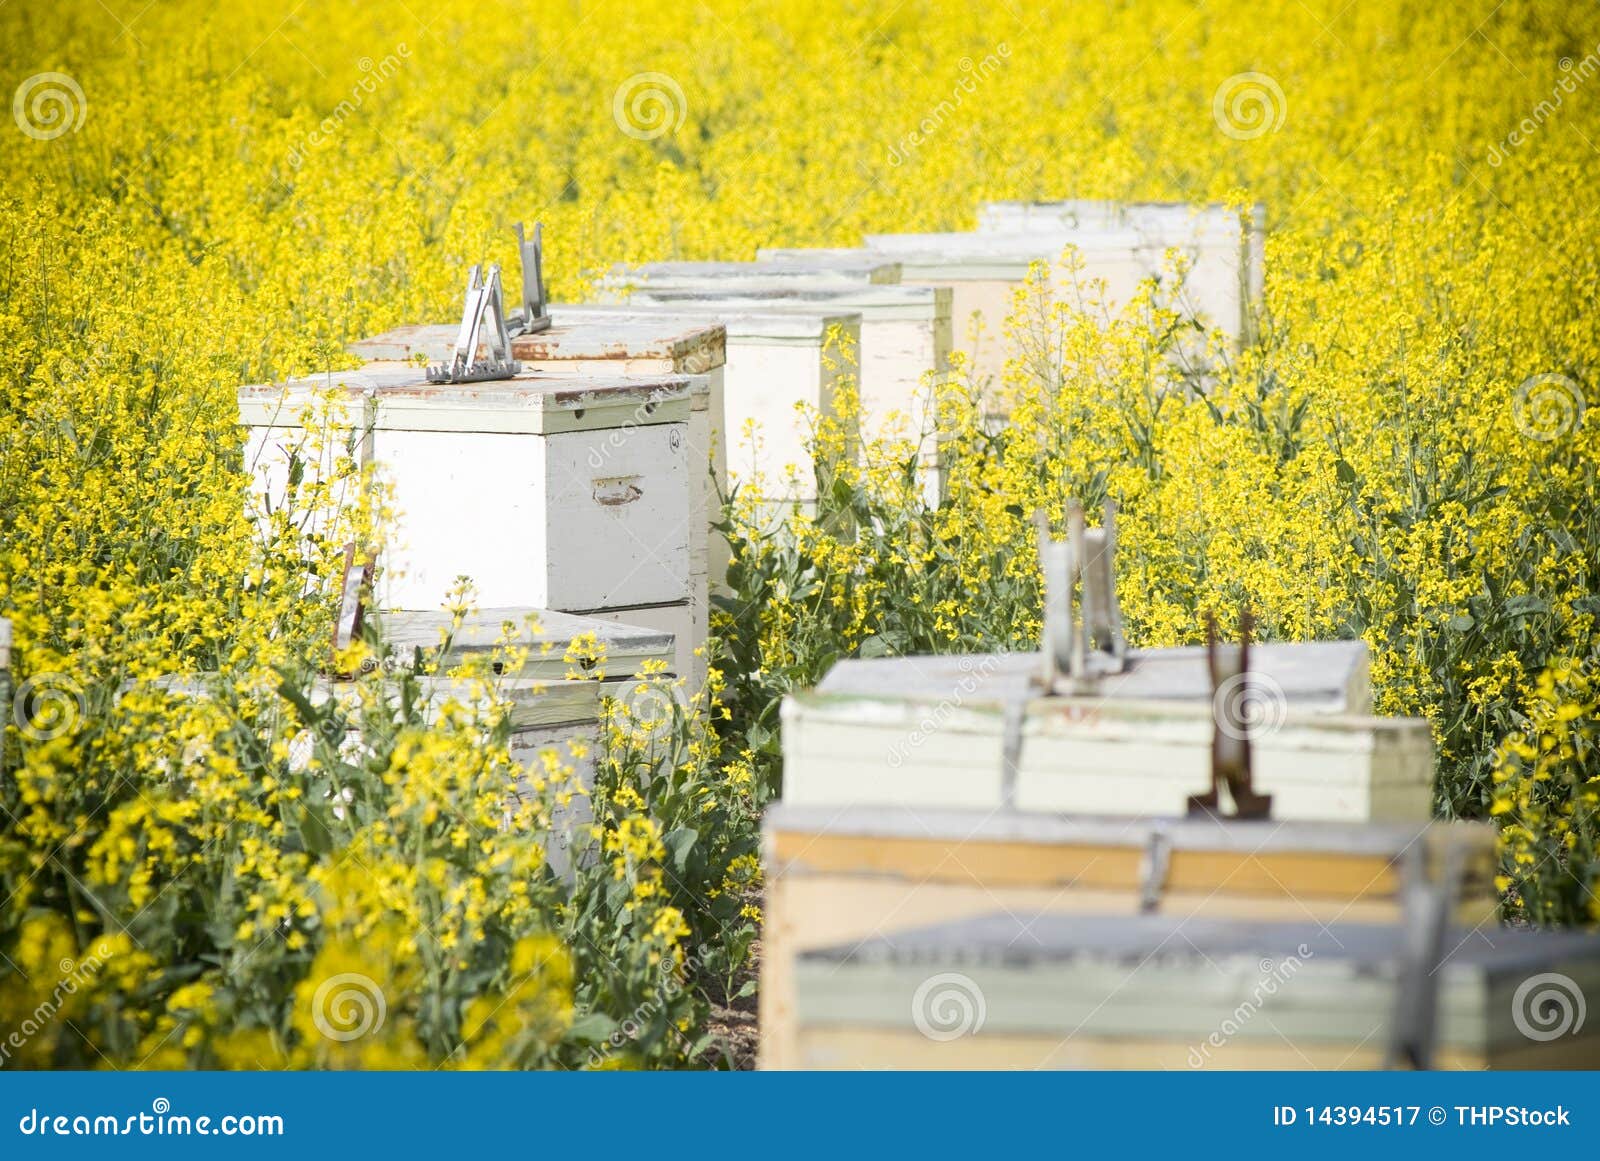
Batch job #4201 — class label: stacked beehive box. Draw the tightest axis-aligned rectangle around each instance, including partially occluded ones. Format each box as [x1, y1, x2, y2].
[556, 303, 862, 514]
[240, 363, 704, 687]
[346, 310, 729, 689]
[609, 279, 952, 503]
[760, 204, 1259, 416]
[371, 606, 674, 874]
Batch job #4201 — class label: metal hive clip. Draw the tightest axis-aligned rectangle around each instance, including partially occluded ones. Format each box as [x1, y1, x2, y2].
[426, 262, 522, 384]
[1186, 609, 1273, 821]
[511, 220, 552, 336]
[1035, 498, 1128, 695]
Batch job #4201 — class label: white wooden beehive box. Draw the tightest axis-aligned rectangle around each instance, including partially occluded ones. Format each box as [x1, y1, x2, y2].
[373, 606, 678, 876]
[622, 284, 954, 503]
[355, 313, 726, 591]
[761, 237, 1155, 406]
[350, 314, 726, 691]
[558, 304, 862, 510]
[369, 370, 695, 626]
[238, 375, 377, 533]
[977, 200, 1265, 344]
[780, 640, 1436, 823]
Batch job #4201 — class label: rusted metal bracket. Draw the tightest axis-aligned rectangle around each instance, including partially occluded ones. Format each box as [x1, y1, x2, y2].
[1186, 609, 1274, 820]
[427, 263, 522, 383]
[1036, 499, 1128, 694]
[511, 221, 552, 336]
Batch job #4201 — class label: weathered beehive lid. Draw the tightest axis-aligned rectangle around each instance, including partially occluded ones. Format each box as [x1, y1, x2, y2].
[794, 911, 1600, 1069]
[814, 641, 1369, 710]
[554, 302, 861, 347]
[764, 234, 1149, 280]
[374, 607, 674, 680]
[601, 255, 902, 292]
[977, 199, 1253, 237]
[349, 315, 726, 377]
[781, 641, 1425, 822]
[626, 283, 952, 324]
[367, 369, 692, 434]
[237, 369, 393, 427]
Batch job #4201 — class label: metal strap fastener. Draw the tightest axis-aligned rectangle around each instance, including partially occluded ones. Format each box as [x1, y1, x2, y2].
[1139, 823, 1173, 913]
[1383, 836, 1466, 1070]
[999, 695, 1028, 811]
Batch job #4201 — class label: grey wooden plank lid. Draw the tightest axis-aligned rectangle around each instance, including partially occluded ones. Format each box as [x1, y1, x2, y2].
[351, 317, 725, 367]
[555, 302, 861, 344]
[813, 640, 1370, 713]
[764, 801, 1493, 860]
[610, 255, 901, 283]
[627, 283, 952, 322]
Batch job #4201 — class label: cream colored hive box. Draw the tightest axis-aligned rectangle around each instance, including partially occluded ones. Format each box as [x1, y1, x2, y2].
[780, 640, 1433, 823]
[253, 366, 698, 674]
[560, 304, 861, 510]
[977, 199, 1265, 344]
[370, 369, 695, 639]
[374, 608, 675, 878]
[762, 236, 1160, 404]
[238, 375, 376, 531]
[623, 284, 953, 502]
[792, 912, 1600, 1070]
[760, 804, 1500, 1069]
[351, 313, 726, 583]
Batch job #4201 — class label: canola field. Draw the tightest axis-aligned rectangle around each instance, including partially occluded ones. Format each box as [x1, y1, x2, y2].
[1, 0, 1598, 1068]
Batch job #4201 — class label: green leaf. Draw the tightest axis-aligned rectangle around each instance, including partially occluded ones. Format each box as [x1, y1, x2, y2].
[663, 826, 698, 872]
